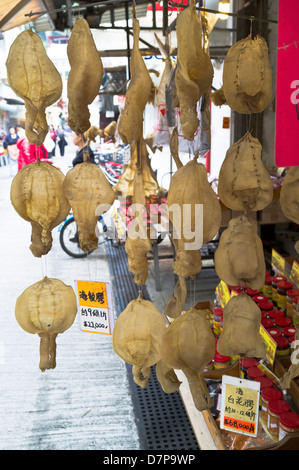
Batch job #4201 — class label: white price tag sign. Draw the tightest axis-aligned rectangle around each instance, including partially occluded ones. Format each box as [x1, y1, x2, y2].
[75, 280, 115, 335]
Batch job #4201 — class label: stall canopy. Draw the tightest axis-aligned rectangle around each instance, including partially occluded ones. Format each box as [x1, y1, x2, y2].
[0, 0, 55, 32]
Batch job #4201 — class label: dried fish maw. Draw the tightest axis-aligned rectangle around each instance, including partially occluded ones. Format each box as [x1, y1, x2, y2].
[164, 276, 187, 319]
[159, 308, 215, 410]
[112, 295, 166, 388]
[280, 327, 299, 389]
[118, 9, 155, 147]
[223, 35, 272, 114]
[175, 0, 213, 141]
[67, 18, 104, 134]
[10, 161, 70, 257]
[62, 159, 115, 252]
[217, 293, 266, 358]
[218, 133, 273, 211]
[6, 29, 62, 146]
[167, 158, 221, 277]
[211, 86, 227, 106]
[214, 215, 265, 289]
[156, 359, 181, 393]
[114, 139, 159, 198]
[15, 277, 77, 371]
[170, 127, 183, 170]
[280, 167, 299, 225]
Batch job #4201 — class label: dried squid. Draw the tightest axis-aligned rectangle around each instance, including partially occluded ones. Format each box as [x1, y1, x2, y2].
[67, 18, 104, 134]
[223, 35, 272, 114]
[6, 29, 62, 146]
[10, 160, 70, 257]
[159, 308, 215, 410]
[118, 5, 155, 148]
[175, 0, 214, 141]
[62, 151, 115, 252]
[214, 215, 266, 290]
[15, 277, 77, 371]
[217, 292, 266, 358]
[112, 295, 167, 388]
[218, 132, 273, 212]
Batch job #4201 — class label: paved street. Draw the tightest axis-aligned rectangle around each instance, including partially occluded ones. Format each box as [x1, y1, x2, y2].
[0, 139, 141, 450]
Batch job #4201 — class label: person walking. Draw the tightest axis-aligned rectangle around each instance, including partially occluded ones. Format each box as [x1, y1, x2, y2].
[57, 125, 67, 157]
[17, 135, 49, 171]
[72, 132, 95, 166]
[3, 126, 19, 176]
[48, 124, 57, 157]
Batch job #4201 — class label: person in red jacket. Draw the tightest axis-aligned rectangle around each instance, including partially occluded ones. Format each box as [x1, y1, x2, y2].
[17, 136, 49, 171]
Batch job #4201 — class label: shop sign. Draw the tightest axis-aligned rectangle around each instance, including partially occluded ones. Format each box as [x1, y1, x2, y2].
[216, 280, 231, 307]
[271, 248, 285, 275]
[275, 0, 299, 166]
[220, 375, 260, 437]
[290, 260, 299, 287]
[75, 280, 114, 335]
[259, 325, 277, 366]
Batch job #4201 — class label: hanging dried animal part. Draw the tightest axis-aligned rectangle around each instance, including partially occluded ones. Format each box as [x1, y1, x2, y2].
[280, 326, 299, 389]
[10, 160, 70, 257]
[159, 308, 215, 410]
[175, 0, 214, 141]
[217, 292, 266, 358]
[170, 127, 183, 170]
[118, 6, 155, 148]
[63, 154, 115, 252]
[15, 277, 77, 371]
[214, 215, 265, 289]
[155, 359, 182, 393]
[218, 132, 273, 212]
[167, 158, 221, 278]
[211, 86, 227, 106]
[280, 166, 299, 225]
[114, 138, 159, 198]
[125, 165, 152, 285]
[154, 33, 175, 108]
[223, 35, 272, 114]
[112, 295, 167, 388]
[67, 18, 104, 134]
[164, 276, 187, 319]
[6, 29, 62, 146]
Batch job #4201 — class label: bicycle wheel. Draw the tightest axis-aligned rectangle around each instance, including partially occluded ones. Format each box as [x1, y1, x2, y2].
[59, 217, 91, 258]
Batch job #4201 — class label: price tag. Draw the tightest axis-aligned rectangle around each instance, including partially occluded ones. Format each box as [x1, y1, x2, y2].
[271, 249, 285, 275]
[259, 325, 277, 366]
[75, 280, 114, 335]
[220, 375, 260, 437]
[216, 280, 231, 307]
[290, 260, 299, 287]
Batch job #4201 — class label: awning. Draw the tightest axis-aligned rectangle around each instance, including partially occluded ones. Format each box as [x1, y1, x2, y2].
[0, 0, 54, 32]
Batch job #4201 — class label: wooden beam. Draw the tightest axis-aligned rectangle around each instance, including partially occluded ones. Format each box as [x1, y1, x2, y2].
[0, 0, 32, 29]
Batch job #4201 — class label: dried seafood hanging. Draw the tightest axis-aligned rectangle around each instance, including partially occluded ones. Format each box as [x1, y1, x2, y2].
[112, 294, 167, 388]
[125, 157, 152, 286]
[62, 149, 115, 252]
[159, 308, 215, 411]
[218, 132, 273, 212]
[280, 326, 299, 390]
[67, 18, 104, 134]
[10, 160, 70, 257]
[280, 166, 299, 225]
[214, 215, 266, 290]
[6, 29, 62, 146]
[155, 359, 181, 394]
[175, 0, 214, 141]
[223, 34, 272, 114]
[217, 292, 266, 358]
[118, 4, 155, 149]
[15, 277, 77, 372]
[114, 138, 159, 199]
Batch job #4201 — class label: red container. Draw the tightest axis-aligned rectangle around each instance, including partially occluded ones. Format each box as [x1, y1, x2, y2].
[254, 376, 273, 390]
[240, 358, 259, 379]
[246, 366, 265, 380]
[253, 294, 268, 303]
[283, 326, 297, 339]
[258, 300, 274, 312]
[245, 288, 260, 297]
[275, 336, 290, 356]
[279, 412, 299, 440]
[268, 327, 283, 339]
[267, 309, 284, 320]
[261, 318, 275, 329]
[261, 387, 283, 422]
[268, 399, 290, 437]
[275, 316, 292, 329]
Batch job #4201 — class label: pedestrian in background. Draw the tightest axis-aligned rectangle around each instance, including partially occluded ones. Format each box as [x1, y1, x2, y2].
[17, 135, 49, 171]
[3, 126, 19, 176]
[48, 124, 57, 157]
[57, 125, 67, 157]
